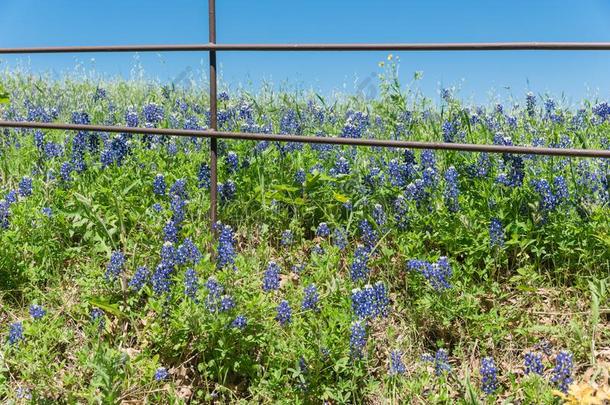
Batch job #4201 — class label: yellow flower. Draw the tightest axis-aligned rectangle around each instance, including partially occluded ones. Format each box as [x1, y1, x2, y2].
[387, 54, 393, 61]
[378, 61, 385, 67]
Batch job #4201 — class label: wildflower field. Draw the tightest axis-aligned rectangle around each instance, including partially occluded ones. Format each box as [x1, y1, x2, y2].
[0, 60, 609, 403]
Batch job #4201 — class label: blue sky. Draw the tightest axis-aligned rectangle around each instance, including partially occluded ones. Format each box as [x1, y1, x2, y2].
[1, 0, 610, 104]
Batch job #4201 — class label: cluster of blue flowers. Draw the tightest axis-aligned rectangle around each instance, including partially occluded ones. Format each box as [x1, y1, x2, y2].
[8, 322, 24, 345]
[216, 223, 237, 270]
[29, 304, 46, 320]
[489, 218, 505, 248]
[551, 350, 573, 393]
[129, 266, 150, 291]
[389, 350, 406, 375]
[406, 257, 453, 291]
[154, 367, 169, 381]
[350, 246, 371, 282]
[443, 166, 459, 212]
[351, 282, 390, 319]
[301, 284, 319, 312]
[349, 321, 367, 359]
[105, 251, 125, 281]
[480, 356, 498, 395]
[524, 351, 544, 375]
[262, 261, 281, 292]
[275, 300, 292, 326]
[316, 222, 330, 238]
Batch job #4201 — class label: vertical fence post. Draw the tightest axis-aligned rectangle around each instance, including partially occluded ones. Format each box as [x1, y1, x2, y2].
[209, 0, 218, 243]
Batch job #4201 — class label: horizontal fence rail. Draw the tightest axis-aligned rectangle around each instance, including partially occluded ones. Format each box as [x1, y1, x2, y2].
[1, 0, 609, 244]
[3, 42, 610, 54]
[1, 120, 610, 159]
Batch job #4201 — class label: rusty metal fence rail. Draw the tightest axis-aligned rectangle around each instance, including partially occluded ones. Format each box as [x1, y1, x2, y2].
[1, 0, 610, 231]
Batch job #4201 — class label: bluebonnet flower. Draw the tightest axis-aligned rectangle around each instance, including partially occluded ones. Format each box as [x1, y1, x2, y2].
[389, 350, 406, 375]
[105, 251, 125, 281]
[218, 180, 236, 202]
[301, 284, 319, 312]
[169, 178, 188, 200]
[350, 321, 367, 359]
[125, 109, 139, 127]
[331, 156, 350, 176]
[489, 218, 505, 248]
[204, 276, 224, 312]
[407, 257, 452, 291]
[231, 315, 247, 329]
[294, 168, 306, 184]
[544, 98, 556, 116]
[441, 88, 452, 102]
[281, 229, 294, 246]
[183, 268, 199, 300]
[15, 387, 32, 400]
[143, 103, 165, 125]
[93, 87, 107, 100]
[341, 110, 369, 139]
[276, 300, 292, 326]
[443, 166, 459, 212]
[18, 176, 33, 197]
[316, 222, 330, 238]
[218, 91, 230, 101]
[350, 246, 371, 282]
[5, 190, 18, 205]
[262, 261, 281, 292]
[170, 195, 187, 225]
[351, 287, 374, 319]
[359, 220, 378, 249]
[217, 223, 237, 270]
[372, 204, 386, 227]
[291, 263, 305, 274]
[442, 120, 458, 143]
[90, 308, 105, 325]
[0, 200, 10, 229]
[531, 178, 558, 212]
[60, 162, 73, 183]
[154, 367, 169, 381]
[526, 92, 536, 117]
[163, 220, 179, 243]
[219, 295, 236, 312]
[225, 151, 239, 174]
[434, 349, 451, 375]
[553, 175, 569, 202]
[524, 351, 544, 375]
[372, 281, 390, 318]
[129, 266, 149, 291]
[41, 207, 52, 217]
[71, 111, 90, 125]
[593, 102, 610, 121]
[198, 163, 211, 189]
[29, 304, 46, 320]
[551, 351, 573, 393]
[8, 322, 24, 345]
[480, 356, 498, 395]
[176, 238, 202, 266]
[311, 244, 325, 255]
[153, 174, 166, 196]
[421, 150, 436, 169]
[333, 227, 348, 250]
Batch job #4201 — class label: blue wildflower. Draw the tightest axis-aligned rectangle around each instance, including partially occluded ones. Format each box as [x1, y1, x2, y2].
[332, 227, 348, 250]
[129, 266, 149, 291]
[176, 238, 202, 266]
[29, 304, 46, 320]
[443, 166, 459, 212]
[217, 223, 237, 270]
[316, 222, 330, 238]
[350, 246, 371, 282]
[359, 220, 377, 249]
[281, 229, 294, 246]
[225, 151, 239, 174]
[183, 268, 199, 300]
[434, 349, 451, 375]
[551, 351, 573, 393]
[262, 261, 281, 292]
[350, 321, 367, 359]
[407, 257, 452, 291]
[524, 351, 544, 375]
[301, 284, 319, 312]
[154, 367, 169, 381]
[489, 218, 505, 248]
[480, 356, 498, 395]
[198, 163, 211, 189]
[105, 251, 125, 281]
[41, 207, 52, 217]
[276, 300, 292, 326]
[389, 350, 406, 375]
[143, 103, 165, 125]
[18, 176, 33, 197]
[153, 174, 166, 196]
[231, 315, 247, 329]
[372, 204, 386, 227]
[8, 322, 24, 345]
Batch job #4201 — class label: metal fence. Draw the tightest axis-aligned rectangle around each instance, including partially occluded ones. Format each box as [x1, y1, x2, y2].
[1, 0, 610, 231]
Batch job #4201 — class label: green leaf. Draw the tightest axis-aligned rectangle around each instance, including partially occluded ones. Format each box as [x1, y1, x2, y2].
[88, 297, 127, 319]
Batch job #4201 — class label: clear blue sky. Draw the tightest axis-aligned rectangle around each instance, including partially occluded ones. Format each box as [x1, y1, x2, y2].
[1, 0, 610, 104]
